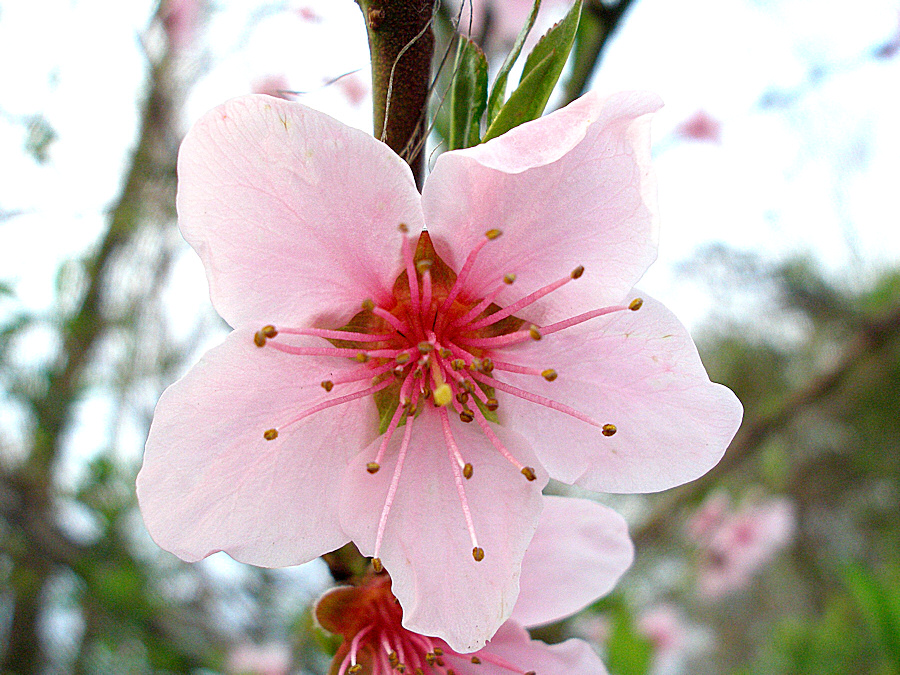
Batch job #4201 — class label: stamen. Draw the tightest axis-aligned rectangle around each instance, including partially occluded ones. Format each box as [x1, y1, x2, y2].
[401, 232, 420, 314]
[373, 389, 421, 562]
[471, 372, 603, 428]
[538, 303, 633, 337]
[454, 330, 533, 349]
[421, 267, 434, 326]
[629, 297, 644, 310]
[602, 423, 617, 436]
[448, 284, 505, 329]
[487, 360, 555, 379]
[503, 273, 516, 285]
[463, 267, 584, 332]
[372, 305, 410, 334]
[372, 372, 417, 468]
[438, 230, 501, 321]
[265, 379, 393, 438]
[275, 326, 394, 342]
[438, 408, 481, 559]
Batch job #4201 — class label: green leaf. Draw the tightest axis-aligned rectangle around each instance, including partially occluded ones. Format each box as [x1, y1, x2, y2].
[486, 0, 542, 125]
[482, 0, 582, 143]
[448, 36, 489, 150]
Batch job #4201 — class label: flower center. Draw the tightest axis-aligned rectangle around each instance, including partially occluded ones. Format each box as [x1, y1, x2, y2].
[253, 226, 642, 567]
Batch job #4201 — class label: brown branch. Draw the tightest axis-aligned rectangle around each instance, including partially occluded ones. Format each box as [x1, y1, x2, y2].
[633, 302, 900, 547]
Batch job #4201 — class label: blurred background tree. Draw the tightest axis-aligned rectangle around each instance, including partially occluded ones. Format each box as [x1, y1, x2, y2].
[1, 0, 898, 673]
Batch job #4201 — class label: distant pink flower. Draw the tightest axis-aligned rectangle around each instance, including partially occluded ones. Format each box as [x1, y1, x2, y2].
[691, 495, 796, 599]
[317, 497, 632, 674]
[226, 642, 292, 675]
[675, 111, 722, 144]
[161, 0, 199, 52]
[137, 91, 741, 651]
[638, 605, 688, 675]
[334, 72, 369, 108]
[454, 0, 571, 47]
[251, 75, 294, 100]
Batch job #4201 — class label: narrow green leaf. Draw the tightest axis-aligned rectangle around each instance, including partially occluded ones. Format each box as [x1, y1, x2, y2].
[448, 36, 488, 150]
[486, 0, 542, 125]
[482, 0, 582, 143]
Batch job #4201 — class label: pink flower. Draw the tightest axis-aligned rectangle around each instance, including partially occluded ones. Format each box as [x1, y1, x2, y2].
[316, 497, 632, 674]
[161, 0, 200, 52]
[226, 642, 292, 675]
[675, 111, 722, 144]
[251, 75, 294, 100]
[136, 91, 742, 651]
[691, 495, 796, 599]
[638, 605, 688, 675]
[454, 0, 572, 48]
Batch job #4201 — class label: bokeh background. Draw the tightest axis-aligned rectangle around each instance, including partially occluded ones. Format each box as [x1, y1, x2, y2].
[1, 0, 899, 672]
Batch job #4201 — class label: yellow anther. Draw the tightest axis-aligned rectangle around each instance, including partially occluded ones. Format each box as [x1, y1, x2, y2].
[439, 348, 453, 359]
[392, 366, 405, 378]
[521, 466, 537, 481]
[571, 265, 585, 279]
[456, 391, 469, 404]
[485, 228, 502, 240]
[529, 325, 542, 341]
[460, 380, 474, 394]
[407, 404, 418, 416]
[398, 223, 409, 233]
[629, 297, 644, 311]
[261, 324, 278, 338]
[481, 358, 494, 373]
[433, 648, 444, 657]
[348, 666, 362, 674]
[396, 352, 411, 364]
[602, 423, 617, 437]
[471, 656, 481, 664]
[433, 383, 453, 407]
[321, 380, 334, 392]
[253, 331, 267, 347]
[425, 653, 436, 665]
[485, 398, 499, 412]
[362, 298, 375, 311]
[459, 409, 475, 423]
[417, 341, 434, 353]
[388, 652, 399, 666]
[451, 358, 466, 371]
[541, 369, 558, 382]
[415, 259, 433, 273]
[263, 429, 278, 441]
[372, 557, 384, 573]
[472, 547, 485, 562]
[367, 462, 381, 474]
[354, 352, 370, 363]
[463, 463, 473, 479]
[503, 273, 516, 285]
[470, 358, 483, 371]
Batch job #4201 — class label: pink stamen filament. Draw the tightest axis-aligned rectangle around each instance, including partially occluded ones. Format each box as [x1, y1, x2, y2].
[330, 361, 396, 385]
[438, 233, 493, 318]
[537, 303, 632, 336]
[471, 404, 528, 473]
[453, 330, 533, 349]
[489, 360, 545, 377]
[421, 267, 434, 328]
[449, 283, 504, 329]
[373, 372, 417, 466]
[439, 407, 480, 551]
[470, 371, 602, 428]
[372, 305, 410, 335]
[464, 271, 575, 331]
[275, 326, 394, 342]
[273, 379, 393, 433]
[346, 625, 372, 671]
[402, 234, 420, 314]
[372, 388, 421, 561]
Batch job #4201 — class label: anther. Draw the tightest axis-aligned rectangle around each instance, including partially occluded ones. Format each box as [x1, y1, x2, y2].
[433, 648, 444, 656]
[367, 462, 381, 474]
[503, 273, 516, 285]
[321, 380, 334, 392]
[451, 358, 466, 371]
[471, 656, 481, 664]
[485, 228, 502, 240]
[481, 358, 494, 374]
[463, 463, 473, 479]
[261, 325, 277, 338]
[521, 466, 537, 481]
[439, 348, 452, 359]
[602, 423, 617, 436]
[348, 666, 362, 674]
[362, 298, 375, 311]
[395, 352, 411, 364]
[253, 331, 267, 347]
[417, 341, 434, 353]
[459, 409, 475, 423]
[541, 369, 558, 382]
[571, 265, 585, 279]
[263, 428, 278, 441]
[485, 398, 499, 412]
[425, 653, 436, 666]
[392, 366, 405, 377]
[398, 223, 409, 233]
[388, 652, 399, 667]
[529, 325, 542, 341]
[629, 297, 644, 311]
[415, 259, 433, 273]
[372, 557, 384, 573]
[354, 352, 370, 363]
[472, 547, 485, 562]
[456, 392, 469, 404]
[433, 383, 453, 407]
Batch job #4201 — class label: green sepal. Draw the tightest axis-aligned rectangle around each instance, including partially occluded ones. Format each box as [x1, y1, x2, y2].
[486, 0, 542, 126]
[473, 386, 499, 424]
[448, 36, 489, 150]
[482, 0, 582, 143]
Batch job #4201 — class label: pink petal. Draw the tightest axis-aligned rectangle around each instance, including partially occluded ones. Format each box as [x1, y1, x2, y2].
[422, 91, 662, 325]
[495, 294, 743, 492]
[511, 496, 633, 628]
[467, 621, 609, 675]
[339, 411, 547, 653]
[177, 95, 424, 329]
[137, 328, 379, 566]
